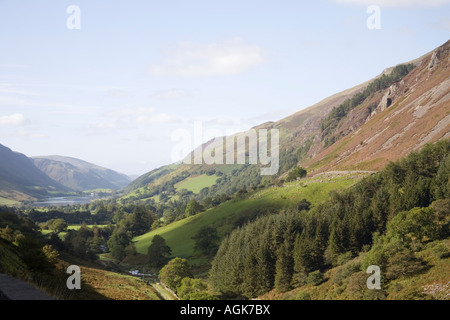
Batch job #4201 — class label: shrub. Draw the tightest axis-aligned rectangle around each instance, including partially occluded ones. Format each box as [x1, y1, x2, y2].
[385, 249, 427, 280]
[431, 242, 450, 259]
[346, 271, 367, 299]
[346, 271, 387, 300]
[177, 277, 217, 300]
[296, 199, 311, 212]
[306, 270, 325, 286]
[296, 291, 311, 300]
[333, 261, 361, 286]
[336, 252, 354, 266]
[287, 167, 307, 182]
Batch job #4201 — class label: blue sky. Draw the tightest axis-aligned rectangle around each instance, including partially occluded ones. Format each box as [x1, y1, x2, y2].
[0, 0, 449, 175]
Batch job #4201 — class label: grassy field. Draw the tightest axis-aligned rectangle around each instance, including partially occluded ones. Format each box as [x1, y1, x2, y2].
[124, 173, 219, 203]
[174, 174, 219, 194]
[0, 196, 20, 206]
[67, 224, 108, 230]
[119, 172, 220, 204]
[133, 172, 366, 268]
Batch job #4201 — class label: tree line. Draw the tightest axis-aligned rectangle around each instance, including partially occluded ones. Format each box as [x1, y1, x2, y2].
[320, 63, 415, 147]
[209, 138, 450, 298]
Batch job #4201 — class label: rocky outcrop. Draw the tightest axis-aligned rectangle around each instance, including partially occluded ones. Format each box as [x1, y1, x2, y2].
[369, 81, 400, 118]
[304, 39, 450, 173]
[428, 50, 438, 69]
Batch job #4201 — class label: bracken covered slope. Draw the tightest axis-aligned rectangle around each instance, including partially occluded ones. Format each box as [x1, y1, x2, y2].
[304, 40, 450, 173]
[122, 40, 450, 200]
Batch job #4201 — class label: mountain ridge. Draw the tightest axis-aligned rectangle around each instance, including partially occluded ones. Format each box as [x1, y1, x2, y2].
[0, 144, 70, 201]
[0, 145, 132, 202]
[123, 40, 449, 203]
[33, 155, 132, 192]
[305, 39, 450, 174]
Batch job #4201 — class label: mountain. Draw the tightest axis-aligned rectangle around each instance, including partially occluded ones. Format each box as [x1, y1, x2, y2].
[302, 41, 450, 173]
[124, 40, 450, 301]
[32, 155, 131, 192]
[0, 144, 69, 202]
[123, 40, 450, 204]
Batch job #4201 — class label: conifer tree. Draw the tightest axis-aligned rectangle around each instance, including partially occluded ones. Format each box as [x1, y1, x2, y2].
[274, 239, 294, 292]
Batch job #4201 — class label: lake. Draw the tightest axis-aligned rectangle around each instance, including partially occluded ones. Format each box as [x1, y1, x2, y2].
[32, 195, 99, 207]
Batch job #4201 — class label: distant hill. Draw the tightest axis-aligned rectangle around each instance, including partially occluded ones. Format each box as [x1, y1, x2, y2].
[32, 155, 131, 192]
[0, 144, 69, 201]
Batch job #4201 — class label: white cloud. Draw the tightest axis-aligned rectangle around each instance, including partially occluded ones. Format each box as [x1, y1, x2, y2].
[333, 0, 450, 6]
[0, 113, 30, 126]
[148, 38, 267, 77]
[150, 88, 191, 100]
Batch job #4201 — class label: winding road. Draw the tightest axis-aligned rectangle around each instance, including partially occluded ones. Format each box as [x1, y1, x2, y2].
[0, 274, 54, 300]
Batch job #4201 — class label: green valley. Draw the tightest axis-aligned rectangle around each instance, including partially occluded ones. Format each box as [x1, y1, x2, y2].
[133, 171, 367, 267]
[0, 38, 449, 302]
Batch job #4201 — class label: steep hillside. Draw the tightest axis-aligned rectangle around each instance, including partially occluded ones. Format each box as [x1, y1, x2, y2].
[0, 144, 69, 201]
[123, 40, 449, 207]
[0, 207, 161, 300]
[33, 156, 131, 191]
[306, 40, 450, 173]
[209, 138, 450, 299]
[258, 238, 450, 300]
[121, 69, 374, 202]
